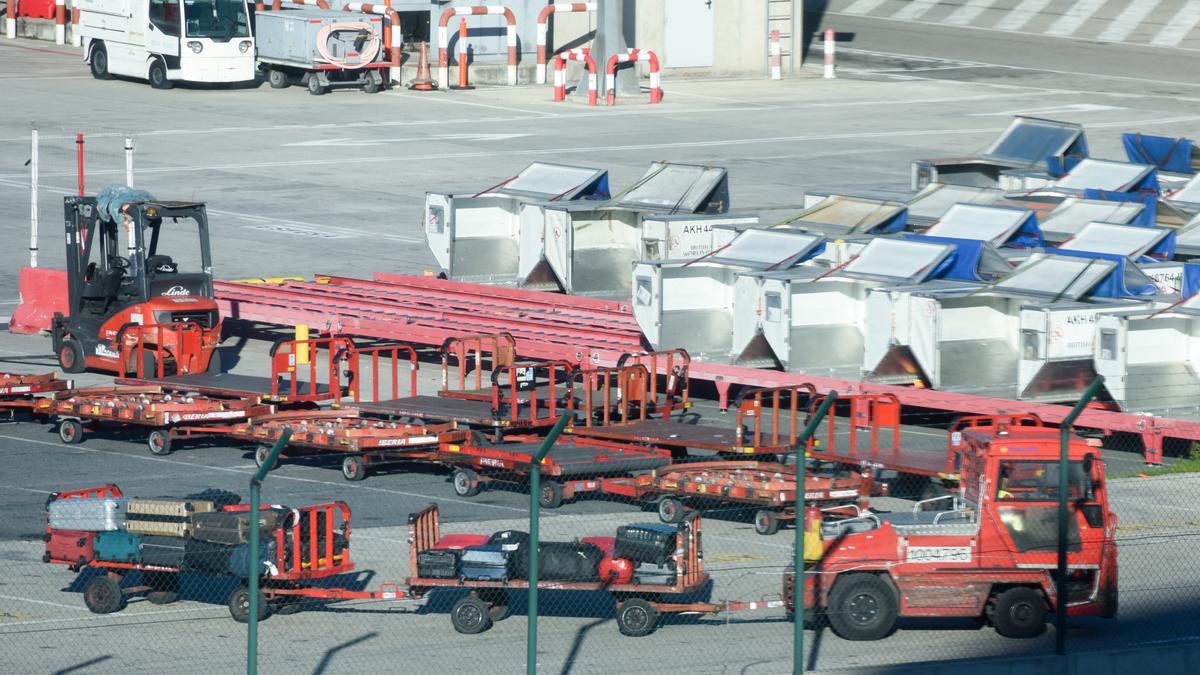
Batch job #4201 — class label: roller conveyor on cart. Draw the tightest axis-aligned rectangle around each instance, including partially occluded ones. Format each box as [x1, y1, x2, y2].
[443, 437, 673, 477]
[568, 417, 759, 454]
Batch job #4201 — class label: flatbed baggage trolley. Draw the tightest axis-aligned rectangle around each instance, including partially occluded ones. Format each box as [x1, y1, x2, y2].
[237, 408, 468, 481]
[44, 484, 405, 621]
[36, 385, 273, 455]
[0, 372, 72, 420]
[406, 503, 781, 637]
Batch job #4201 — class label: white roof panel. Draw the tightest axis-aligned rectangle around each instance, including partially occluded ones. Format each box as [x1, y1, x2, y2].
[710, 229, 823, 269]
[924, 204, 1032, 245]
[842, 238, 953, 282]
[1053, 159, 1154, 192]
[992, 254, 1116, 300]
[492, 162, 602, 199]
[1058, 222, 1168, 258]
[1168, 173, 1200, 205]
[906, 184, 1004, 220]
[617, 163, 725, 212]
[984, 117, 1085, 165]
[1040, 198, 1144, 238]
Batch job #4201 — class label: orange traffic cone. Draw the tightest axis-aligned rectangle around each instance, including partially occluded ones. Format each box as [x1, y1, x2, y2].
[409, 41, 437, 91]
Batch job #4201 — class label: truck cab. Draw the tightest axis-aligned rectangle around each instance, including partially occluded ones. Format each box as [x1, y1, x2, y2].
[791, 421, 1117, 641]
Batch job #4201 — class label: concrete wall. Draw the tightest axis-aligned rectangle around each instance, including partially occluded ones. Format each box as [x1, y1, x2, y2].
[634, 0, 770, 76]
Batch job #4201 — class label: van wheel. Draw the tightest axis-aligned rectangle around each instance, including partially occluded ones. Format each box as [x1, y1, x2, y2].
[826, 574, 898, 641]
[268, 68, 290, 89]
[148, 59, 173, 90]
[307, 75, 326, 96]
[992, 587, 1046, 638]
[90, 43, 112, 80]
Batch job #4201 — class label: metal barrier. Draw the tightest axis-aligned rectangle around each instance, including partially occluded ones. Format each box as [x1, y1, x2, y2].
[605, 48, 661, 105]
[490, 360, 575, 425]
[343, 2, 403, 85]
[616, 348, 690, 417]
[536, 1, 596, 84]
[441, 333, 518, 393]
[354, 343, 419, 402]
[437, 4, 518, 88]
[575, 364, 652, 427]
[269, 335, 357, 402]
[553, 47, 597, 105]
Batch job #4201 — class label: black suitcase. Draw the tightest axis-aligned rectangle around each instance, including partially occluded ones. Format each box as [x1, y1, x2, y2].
[460, 544, 511, 581]
[184, 488, 242, 509]
[513, 541, 603, 582]
[416, 549, 460, 579]
[615, 523, 677, 566]
[138, 536, 187, 568]
[184, 538, 236, 575]
[191, 510, 279, 546]
[488, 530, 529, 554]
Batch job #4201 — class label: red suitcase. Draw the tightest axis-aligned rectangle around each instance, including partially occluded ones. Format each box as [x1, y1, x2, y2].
[44, 529, 96, 566]
[433, 533, 490, 550]
[581, 536, 616, 555]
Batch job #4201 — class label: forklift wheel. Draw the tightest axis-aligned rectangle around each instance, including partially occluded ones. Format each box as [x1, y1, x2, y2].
[58, 339, 86, 374]
[342, 455, 367, 481]
[147, 429, 172, 456]
[58, 419, 85, 445]
[991, 587, 1047, 639]
[754, 509, 781, 536]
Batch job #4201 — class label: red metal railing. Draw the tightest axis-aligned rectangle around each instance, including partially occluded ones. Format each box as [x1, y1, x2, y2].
[576, 364, 652, 427]
[354, 343, 419, 403]
[490, 360, 575, 425]
[275, 501, 352, 580]
[269, 336, 358, 402]
[441, 333, 518, 393]
[616, 348, 690, 417]
[118, 321, 205, 378]
[735, 384, 818, 449]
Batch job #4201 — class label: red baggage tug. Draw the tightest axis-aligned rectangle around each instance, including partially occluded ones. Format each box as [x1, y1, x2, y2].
[789, 420, 1118, 641]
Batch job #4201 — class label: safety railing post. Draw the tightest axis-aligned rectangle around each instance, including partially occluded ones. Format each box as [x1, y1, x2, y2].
[1056, 376, 1103, 656]
[527, 414, 571, 675]
[248, 429, 292, 675]
[794, 391, 836, 675]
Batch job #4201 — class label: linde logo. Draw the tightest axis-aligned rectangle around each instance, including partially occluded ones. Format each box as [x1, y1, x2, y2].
[162, 286, 190, 296]
[1065, 313, 1097, 325]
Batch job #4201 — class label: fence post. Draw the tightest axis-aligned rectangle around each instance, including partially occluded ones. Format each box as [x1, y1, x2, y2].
[794, 391, 837, 674]
[30, 126, 38, 268]
[1056, 377, 1103, 656]
[527, 414, 571, 675]
[248, 429, 292, 675]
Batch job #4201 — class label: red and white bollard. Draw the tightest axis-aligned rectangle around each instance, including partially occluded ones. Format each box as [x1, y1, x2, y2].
[5, 0, 15, 40]
[605, 48, 661, 106]
[553, 47, 596, 105]
[536, 2, 596, 85]
[769, 29, 781, 80]
[437, 5, 517, 88]
[823, 27, 836, 79]
[72, 2, 81, 46]
[451, 18, 474, 89]
[54, 0, 66, 45]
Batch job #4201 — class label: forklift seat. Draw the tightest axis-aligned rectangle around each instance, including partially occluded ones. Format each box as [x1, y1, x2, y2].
[147, 255, 178, 274]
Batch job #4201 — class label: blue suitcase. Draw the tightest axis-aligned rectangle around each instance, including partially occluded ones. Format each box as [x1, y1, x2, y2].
[94, 531, 143, 563]
[460, 544, 510, 581]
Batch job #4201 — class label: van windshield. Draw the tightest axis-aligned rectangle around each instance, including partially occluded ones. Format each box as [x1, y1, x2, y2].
[184, 0, 250, 40]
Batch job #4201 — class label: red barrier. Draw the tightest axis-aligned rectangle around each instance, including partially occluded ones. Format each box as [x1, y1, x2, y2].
[605, 48, 661, 106]
[343, 2, 402, 85]
[437, 5, 517, 88]
[536, 2, 595, 85]
[9, 267, 67, 334]
[552, 47, 596, 105]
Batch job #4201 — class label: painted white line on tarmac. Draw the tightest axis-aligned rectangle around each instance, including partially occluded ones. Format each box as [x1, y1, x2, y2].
[0, 433, 530, 514]
[0, 594, 91, 611]
[386, 93, 559, 116]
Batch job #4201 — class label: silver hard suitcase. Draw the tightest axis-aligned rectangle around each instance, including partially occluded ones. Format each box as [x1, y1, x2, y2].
[47, 497, 128, 532]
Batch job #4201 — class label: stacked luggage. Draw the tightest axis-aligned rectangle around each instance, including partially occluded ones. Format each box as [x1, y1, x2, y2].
[414, 523, 682, 586]
[44, 488, 287, 578]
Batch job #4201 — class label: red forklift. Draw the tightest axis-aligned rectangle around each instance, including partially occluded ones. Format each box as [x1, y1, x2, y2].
[788, 420, 1118, 641]
[52, 195, 222, 376]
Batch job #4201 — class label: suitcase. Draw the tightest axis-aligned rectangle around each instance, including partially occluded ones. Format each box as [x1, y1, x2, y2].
[94, 531, 143, 563]
[228, 541, 278, 578]
[126, 520, 191, 538]
[512, 541, 603, 582]
[126, 498, 217, 519]
[184, 488, 242, 509]
[433, 534, 490, 550]
[488, 530, 529, 554]
[184, 539, 236, 575]
[138, 536, 187, 568]
[632, 560, 677, 585]
[460, 544, 510, 581]
[46, 497, 127, 532]
[615, 523, 677, 566]
[191, 510, 279, 546]
[416, 549, 460, 578]
[43, 530, 95, 565]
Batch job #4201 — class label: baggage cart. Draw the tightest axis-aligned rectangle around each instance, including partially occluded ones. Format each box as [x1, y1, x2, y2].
[0, 372, 72, 420]
[406, 503, 781, 637]
[255, 8, 389, 95]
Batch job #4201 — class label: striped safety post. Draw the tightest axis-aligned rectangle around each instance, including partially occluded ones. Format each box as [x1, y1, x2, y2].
[552, 47, 595, 105]
[769, 28, 781, 80]
[824, 27, 836, 79]
[72, 0, 81, 46]
[53, 0, 65, 44]
[5, 0, 15, 40]
[536, 2, 595, 85]
[343, 2, 403, 85]
[437, 5, 517, 88]
[605, 48, 661, 106]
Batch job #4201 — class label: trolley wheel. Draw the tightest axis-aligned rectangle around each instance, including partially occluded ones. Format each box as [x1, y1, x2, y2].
[479, 589, 511, 621]
[147, 429, 172, 456]
[255, 445, 279, 471]
[657, 497, 685, 524]
[450, 595, 493, 634]
[826, 573, 899, 641]
[754, 509, 781, 536]
[58, 418, 84, 445]
[148, 58, 174, 89]
[538, 480, 564, 509]
[342, 455, 368, 481]
[267, 68, 290, 89]
[84, 576, 125, 614]
[991, 587, 1047, 639]
[616, 598, 659, 637]
[452, 468, 480, 497]
[307, 75, 326, 96]
[144, 572, 179, 604]
[59, 338, 86, 373]
[228, 585, 270, 623]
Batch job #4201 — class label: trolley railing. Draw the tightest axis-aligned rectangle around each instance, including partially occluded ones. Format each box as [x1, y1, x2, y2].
[441, 333, 518, 394]
[616, 348, 690, 417]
